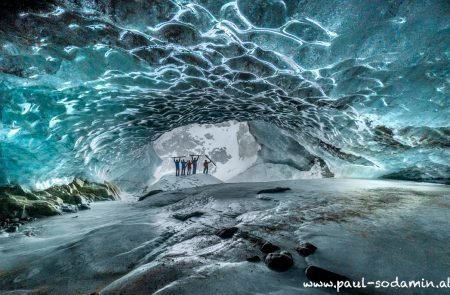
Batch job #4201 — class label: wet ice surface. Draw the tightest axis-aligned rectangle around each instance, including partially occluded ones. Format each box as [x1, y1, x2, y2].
[0, 179, 449, 294]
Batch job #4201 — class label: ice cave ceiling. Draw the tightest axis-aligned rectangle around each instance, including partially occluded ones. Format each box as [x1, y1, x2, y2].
[0, 0, 449, 186]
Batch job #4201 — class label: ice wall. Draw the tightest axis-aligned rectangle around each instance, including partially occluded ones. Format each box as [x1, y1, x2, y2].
[0, 0, 448, 186]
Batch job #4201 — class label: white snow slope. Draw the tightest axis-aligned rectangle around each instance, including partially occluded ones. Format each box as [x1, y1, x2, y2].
[152, 121, 260, 182]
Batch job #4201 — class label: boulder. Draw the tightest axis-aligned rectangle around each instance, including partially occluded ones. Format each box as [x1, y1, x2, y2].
[260, 242, 280, 253]
[296, 242, 317, 257]
[26, 201, 61, 217]
[6, 225, 18, 233]
[246, 256, 261, 263]
[78, 203, 91, 210]
[265, 251, 294, 272]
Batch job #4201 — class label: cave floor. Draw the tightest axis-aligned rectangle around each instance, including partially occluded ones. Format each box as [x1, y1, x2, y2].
[0, 179, 449, 294]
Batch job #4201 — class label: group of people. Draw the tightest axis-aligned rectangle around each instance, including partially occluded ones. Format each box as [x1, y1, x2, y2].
[173, 155, 212, 176]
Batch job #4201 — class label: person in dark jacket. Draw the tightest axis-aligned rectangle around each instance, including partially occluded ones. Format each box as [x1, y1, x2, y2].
[174, 158, 180, 176]
[181, 159, 187, 176]
[191, 155, 199, 174]
[203, 160, 211, 174]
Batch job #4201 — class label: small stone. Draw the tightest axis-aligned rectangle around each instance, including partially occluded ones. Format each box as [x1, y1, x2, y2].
[257, 187, 291, 194]
[305, 266, 351, 284]
[12, 218, 20, 223]
[265, 251, 294, 272]
[216, 227, 239, 239]
[260, 242, 280, 253]
[172, 211, 204, 221]
[296, 242, 317, 257]
[6, 226, 18, 233]
[246, 256, 261, 263]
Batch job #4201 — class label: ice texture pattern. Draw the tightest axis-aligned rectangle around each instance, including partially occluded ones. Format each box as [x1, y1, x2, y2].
[0, 0, 449, 186]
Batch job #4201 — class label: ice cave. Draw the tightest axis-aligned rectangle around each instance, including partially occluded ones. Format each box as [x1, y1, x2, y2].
[0, 0, 449, 294]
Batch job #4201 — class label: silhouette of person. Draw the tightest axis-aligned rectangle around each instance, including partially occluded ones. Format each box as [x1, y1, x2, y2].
[203, 160, 211, 174]
[174, 158, 180, 176]
[181, 159, 187, 176]
[186, 160, 192, 175]
[191, 155, 199, 174]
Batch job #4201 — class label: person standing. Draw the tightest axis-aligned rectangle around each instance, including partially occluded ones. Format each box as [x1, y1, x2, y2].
[203, 159, 210, 174]
[181, 159, 187, 176]
[186, 160, 192, 175]
[174, 158, 180, 176]
[191, 155, 199, 174]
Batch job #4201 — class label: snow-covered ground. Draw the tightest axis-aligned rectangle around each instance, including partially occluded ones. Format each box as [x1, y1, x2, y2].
[0, 179, 449, 294]
[148, 174, 222, 191]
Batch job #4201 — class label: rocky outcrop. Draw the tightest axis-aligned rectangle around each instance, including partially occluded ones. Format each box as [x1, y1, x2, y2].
[0, 178, 120, 223]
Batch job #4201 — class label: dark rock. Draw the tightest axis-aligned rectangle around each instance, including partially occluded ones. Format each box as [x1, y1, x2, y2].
[260, 242, 280, 253]
[216, 227, 239, 239]
[78, 203, 91, 210]
[138, 190, 164, 201]
[246, 256, 261, 263]
[27, 201, 61, 217]
[6, 226, 18, 233]
[265, 251, 294, 272]
[296, 242, 317, 257]
[257, 187, 291, 194]
[61, 205, 78, 213]
[173, 211, 204, 221]
[305, 266, 351, 284]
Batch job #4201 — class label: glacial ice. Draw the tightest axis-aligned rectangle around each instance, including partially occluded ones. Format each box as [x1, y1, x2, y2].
[0, 179, 449, 294]
[0, 0, 449, 188]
